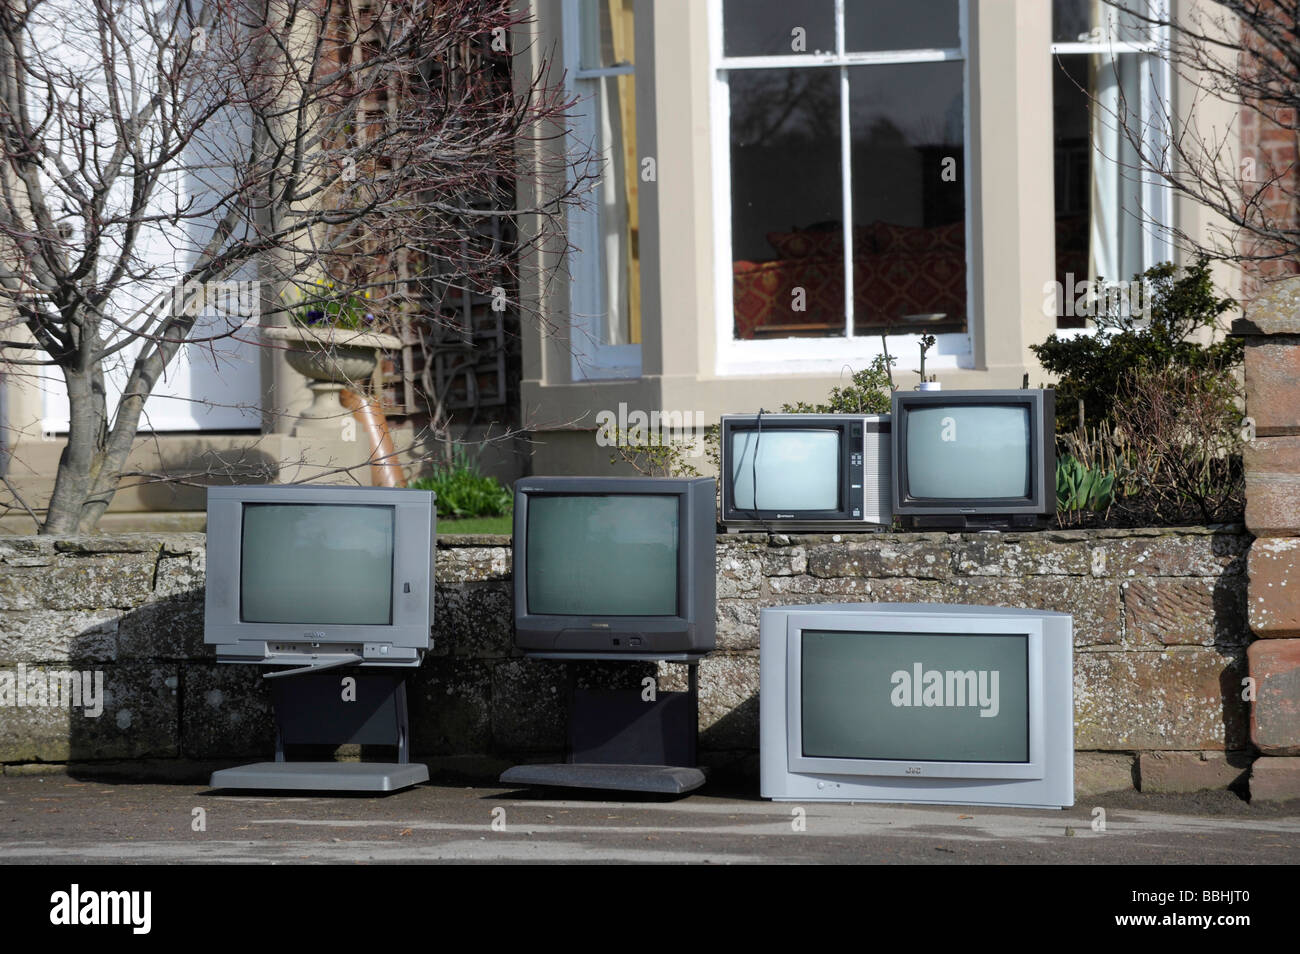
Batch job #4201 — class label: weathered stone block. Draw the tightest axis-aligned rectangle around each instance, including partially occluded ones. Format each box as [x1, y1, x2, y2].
[692, 653, 759, 751]
[0, 663, 178, 762]
[1100, 532, 1250, 578]
[0, 559, 157, 611]
[1248, 538, 1300, 636]
[717, 551, 762, 598]
[117, 597, 205, 660]
[716, 598, 760, 651]
[153, 551, 205, 600]
[434, 545, 511, 583]
[761, 545, 806, 577]
[930, 578, 1122, 646]
[408, 657, 494, 755]
[437, 582, 513, 657]
[1074, 649, 1247, 750]
[1123, 578, 1247, 647]
[766, 574, 826, 598]
[1138, 750, 1249, 792]
[807, 541, 952, 580]
[954, 538, 1090, 576]
[52, 536, 162, 555]
[490, 658, 567, 751]
[1237, 276, 1300, 334]
[1249, 756, 1300, 802]
[180, 664, 273, 759]
[1244, 335, 1300, 431]
[1074, 752, 1137, 796]
[0, 538, 56, 567]
[1248, 638, 1300, 755]
[0, 611, 119, 663]
[1246, 474, 1300, 538]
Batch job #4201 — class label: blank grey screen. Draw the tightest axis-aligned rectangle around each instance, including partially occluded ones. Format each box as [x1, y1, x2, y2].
[801, 631, 1029, 762]
[731, 429, 839, 510]
[527, 495, 678, 616]
[240, 504, 394, 625]
[906, 405, 1031, 499]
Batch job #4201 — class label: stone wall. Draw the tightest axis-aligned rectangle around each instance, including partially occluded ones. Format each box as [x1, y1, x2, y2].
[0, 527, 1255, 794]
[1236, 277, 1300, 801]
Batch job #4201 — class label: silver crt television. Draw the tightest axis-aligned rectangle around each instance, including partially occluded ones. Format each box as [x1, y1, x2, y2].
[720, 413, 891, 531]
[204, 485, 436, 670]
[761, 602, 1074, 809]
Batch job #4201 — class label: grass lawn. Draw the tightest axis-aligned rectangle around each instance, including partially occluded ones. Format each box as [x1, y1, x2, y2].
[438, 514, 512, 535]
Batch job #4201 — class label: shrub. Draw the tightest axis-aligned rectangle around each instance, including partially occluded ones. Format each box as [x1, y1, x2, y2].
[409, 449, 512, 518]
[1108, 363, 1245, 524]
[1031, 260, 1240, 432]
[780, 353, 896, 414]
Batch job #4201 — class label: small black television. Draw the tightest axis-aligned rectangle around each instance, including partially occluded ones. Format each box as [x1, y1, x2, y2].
[891, 389, 1056, 530]
[512, 476, 716, 657]
[720, 413, 891, 531]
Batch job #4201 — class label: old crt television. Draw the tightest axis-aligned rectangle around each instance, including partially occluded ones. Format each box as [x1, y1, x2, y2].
[891, 389, 1055, 529]
[761, 603, 1073, 808]
[513, 476, 716, 657]
[720, 413, 891, 531]
[205, 485, 436, 668]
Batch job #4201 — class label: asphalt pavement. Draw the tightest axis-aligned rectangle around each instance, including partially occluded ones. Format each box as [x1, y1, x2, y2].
[1, 775, 1298, 864]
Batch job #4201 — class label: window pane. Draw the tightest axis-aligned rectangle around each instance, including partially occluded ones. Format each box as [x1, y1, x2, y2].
[580, 0, 634, 70]
[723, 0, 835, 57]
[844, 0, 959, 52]
[848, 62, 966, 334]
[1052, 51, 1148, 328]
[1052, 0, 1153, 45]
[729, 69, 844, 339]
[575, 70, 640, 346]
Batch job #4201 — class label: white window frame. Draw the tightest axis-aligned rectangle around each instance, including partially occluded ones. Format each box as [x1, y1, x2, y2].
[708, 0, 973, 377]
[1049, 0, 1173, 339]
[562, 0, 642, 381]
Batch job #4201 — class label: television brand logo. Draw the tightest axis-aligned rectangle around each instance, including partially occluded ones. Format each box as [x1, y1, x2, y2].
[889, 663, 1000, 718]
[0, 665, 104, 718]
[595, 403, 705, 455]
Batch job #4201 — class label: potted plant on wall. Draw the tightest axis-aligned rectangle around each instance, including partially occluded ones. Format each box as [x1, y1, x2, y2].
[263, 281, 403, 438]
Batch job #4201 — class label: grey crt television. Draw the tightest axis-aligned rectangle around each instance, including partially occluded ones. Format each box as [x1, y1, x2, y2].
[891, 389, 1056, 530]
[512, 476, 716, 657]
[760, 603, 1074, 809]
[205, 485, 436, 669]
[720, 413, 891, 531]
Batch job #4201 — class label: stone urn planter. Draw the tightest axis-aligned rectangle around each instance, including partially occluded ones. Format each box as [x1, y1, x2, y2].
[263, 324, 402, 438]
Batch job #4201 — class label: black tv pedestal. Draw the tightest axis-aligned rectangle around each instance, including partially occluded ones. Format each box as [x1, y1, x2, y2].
[209, 668, 427, 794]
[500, 654, 706, 795]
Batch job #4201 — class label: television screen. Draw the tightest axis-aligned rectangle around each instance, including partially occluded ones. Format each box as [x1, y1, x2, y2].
[240, 503, 395, 626]
[801, 630, 1029, 762]
[526, 494, 679, 616]
[905, 404, 1031, 499]
[730, 429, 840, 511]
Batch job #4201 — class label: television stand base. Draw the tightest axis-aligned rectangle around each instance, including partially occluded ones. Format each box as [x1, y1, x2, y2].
[210, 761, 428, 793]
[500, 763, 705, 795]
[208, 669, 424, 795]
[501, 660, 706, 795]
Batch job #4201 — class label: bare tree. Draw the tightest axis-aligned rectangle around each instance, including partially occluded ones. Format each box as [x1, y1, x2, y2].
[1103, 0, 1300, 284]
[0, 0, 583, 533]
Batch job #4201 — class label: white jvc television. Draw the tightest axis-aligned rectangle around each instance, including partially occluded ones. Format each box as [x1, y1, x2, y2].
[760, 603, 1074, 809]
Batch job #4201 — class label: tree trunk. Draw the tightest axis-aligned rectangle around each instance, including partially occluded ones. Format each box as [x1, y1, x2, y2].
[42, 361, 109, 535]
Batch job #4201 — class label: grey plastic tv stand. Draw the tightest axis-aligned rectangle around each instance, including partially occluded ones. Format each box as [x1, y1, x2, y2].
[500, 654, 706, 795]
[209, 667, 428, 794]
